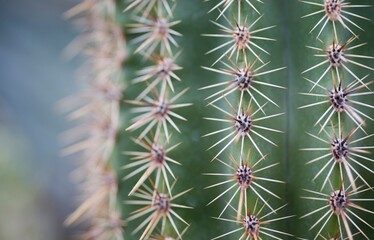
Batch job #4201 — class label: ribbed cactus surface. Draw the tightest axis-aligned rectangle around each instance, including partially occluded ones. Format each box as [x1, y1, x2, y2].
[64, 0, 374, 239]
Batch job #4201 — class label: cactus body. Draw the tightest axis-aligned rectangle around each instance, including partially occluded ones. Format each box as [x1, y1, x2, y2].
[64, 0, 374, 239]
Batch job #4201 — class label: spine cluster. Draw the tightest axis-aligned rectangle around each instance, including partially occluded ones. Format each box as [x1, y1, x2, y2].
[123, 1, 191, 239]
[202, 1, 293, 239]
[62, 0, 125, 239]
[300, 1, 373, 239]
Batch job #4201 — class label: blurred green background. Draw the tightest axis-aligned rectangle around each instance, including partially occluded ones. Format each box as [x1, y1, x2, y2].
[1, 0, 373, 239]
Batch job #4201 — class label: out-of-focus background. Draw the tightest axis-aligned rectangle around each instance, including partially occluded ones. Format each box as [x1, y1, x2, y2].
[0, 0, 80, 239]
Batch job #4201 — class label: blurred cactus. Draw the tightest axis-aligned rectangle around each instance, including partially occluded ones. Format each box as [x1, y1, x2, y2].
[61, 0, 125, 239]
[63, 0, 374, 239]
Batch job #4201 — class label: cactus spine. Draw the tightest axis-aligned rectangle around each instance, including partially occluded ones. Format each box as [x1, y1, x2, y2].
[299, 1, 374, 239]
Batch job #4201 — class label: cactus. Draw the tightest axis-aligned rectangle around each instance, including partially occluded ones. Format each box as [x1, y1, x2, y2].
[62, 0, 125, 239]
[298, 1, 374, 239]
[63, 0, 374, 239]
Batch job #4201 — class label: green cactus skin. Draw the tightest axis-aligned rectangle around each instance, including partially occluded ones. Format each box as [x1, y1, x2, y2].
[65, 0, 374, 239]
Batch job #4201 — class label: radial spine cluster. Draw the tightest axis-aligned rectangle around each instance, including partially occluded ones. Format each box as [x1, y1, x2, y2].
[203, 1, 293, 239]
[300, 0, 373, 239]
[124, 0, 191, 239]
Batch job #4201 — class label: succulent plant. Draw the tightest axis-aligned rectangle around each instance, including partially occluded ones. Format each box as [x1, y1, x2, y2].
[63, 0, 374, 239]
